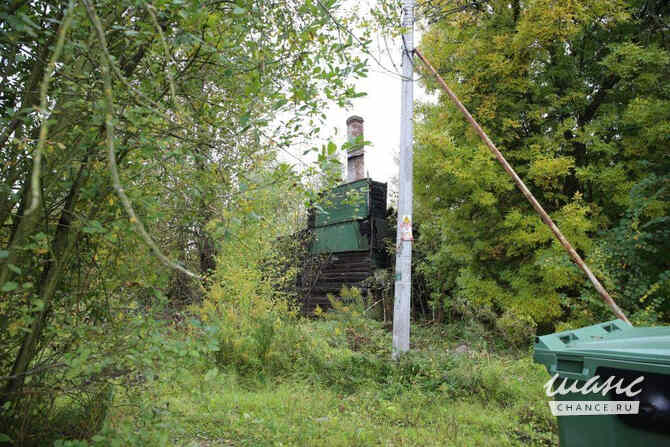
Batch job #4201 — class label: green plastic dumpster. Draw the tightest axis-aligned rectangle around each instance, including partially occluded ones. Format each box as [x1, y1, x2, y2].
[533, 319, 670, 446]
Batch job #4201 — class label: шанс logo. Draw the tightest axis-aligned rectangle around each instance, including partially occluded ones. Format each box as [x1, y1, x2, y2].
[544, 373, 644, 416]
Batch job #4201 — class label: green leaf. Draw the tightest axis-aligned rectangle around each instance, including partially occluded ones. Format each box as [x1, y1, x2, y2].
[233, 6, 246, 15]
[0, 433, 13, 442]
[1, 282, 18, 292]
[82, 220, 105, 234]
[0, 250, 8, 259]
[204, 367, 218, 382]
[8, 264, 21, 274]
[33, 232, 47, 241]
[273, 98, 288, 110]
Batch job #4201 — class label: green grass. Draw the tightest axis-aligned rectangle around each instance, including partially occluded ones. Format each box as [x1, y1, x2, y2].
[161, 378, 538, 446]
[92, 318, 558, 447]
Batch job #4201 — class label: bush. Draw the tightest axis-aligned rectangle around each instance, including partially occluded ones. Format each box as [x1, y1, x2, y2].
[322, 286, 387, 354]
[496, 311, 537, 347]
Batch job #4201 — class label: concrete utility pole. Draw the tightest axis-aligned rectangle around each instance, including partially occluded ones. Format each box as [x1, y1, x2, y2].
[393, 0, 414, 358]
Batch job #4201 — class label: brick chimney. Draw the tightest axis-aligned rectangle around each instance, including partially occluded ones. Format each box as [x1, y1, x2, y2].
[346, 115, 365, 182]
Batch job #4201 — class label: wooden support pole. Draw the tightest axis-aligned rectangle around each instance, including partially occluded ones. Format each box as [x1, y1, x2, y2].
[414, 48, 631, 326]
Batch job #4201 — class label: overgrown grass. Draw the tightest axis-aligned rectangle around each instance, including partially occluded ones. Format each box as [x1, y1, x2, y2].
[65, 305, 557, 447]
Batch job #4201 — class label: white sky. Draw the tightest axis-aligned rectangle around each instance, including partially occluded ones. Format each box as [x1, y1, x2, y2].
[282, 1, 435, 195]
[321, 41, 433, 191]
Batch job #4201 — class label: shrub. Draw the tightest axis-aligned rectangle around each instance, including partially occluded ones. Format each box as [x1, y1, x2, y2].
[496, 311, 537, 347]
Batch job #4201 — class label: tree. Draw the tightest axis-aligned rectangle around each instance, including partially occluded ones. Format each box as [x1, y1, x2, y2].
[414, 0, 669, 337]
[0, 0, 365, 435]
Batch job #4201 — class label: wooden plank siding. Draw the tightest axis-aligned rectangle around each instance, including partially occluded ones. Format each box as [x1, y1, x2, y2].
[298, 178, 391, 313]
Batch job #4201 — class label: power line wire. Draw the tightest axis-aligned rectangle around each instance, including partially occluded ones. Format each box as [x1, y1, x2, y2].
[315, 0, 411, 81]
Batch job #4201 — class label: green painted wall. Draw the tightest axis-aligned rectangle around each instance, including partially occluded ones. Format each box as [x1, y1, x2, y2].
[313, 180, 369, 227]
[310, 221, 369, 254]
[308, 178, 388, 258]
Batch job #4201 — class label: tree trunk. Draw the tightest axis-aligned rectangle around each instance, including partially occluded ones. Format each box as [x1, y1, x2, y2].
[1, 162, 87, 405]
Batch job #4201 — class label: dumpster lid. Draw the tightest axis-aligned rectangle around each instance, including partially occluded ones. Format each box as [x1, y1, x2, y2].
[535, 320, 670, 366]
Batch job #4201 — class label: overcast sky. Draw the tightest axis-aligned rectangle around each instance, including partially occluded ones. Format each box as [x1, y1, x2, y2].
[283, 1, 434, 194]
[322, 38, 433, 191]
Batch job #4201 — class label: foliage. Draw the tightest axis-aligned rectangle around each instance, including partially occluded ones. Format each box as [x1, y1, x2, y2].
[1, 0, 666, 444]
[591, 174, 670, 325]
[88, 316, 557, 446]
[415, 0, 670, 332]
[323, 286, 387, 352]
[0, 0, 365, 443]
[3, 223, 557, 445]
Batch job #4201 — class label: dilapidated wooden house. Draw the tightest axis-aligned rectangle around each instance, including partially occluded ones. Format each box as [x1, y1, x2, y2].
[299, 116, 392, 312]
